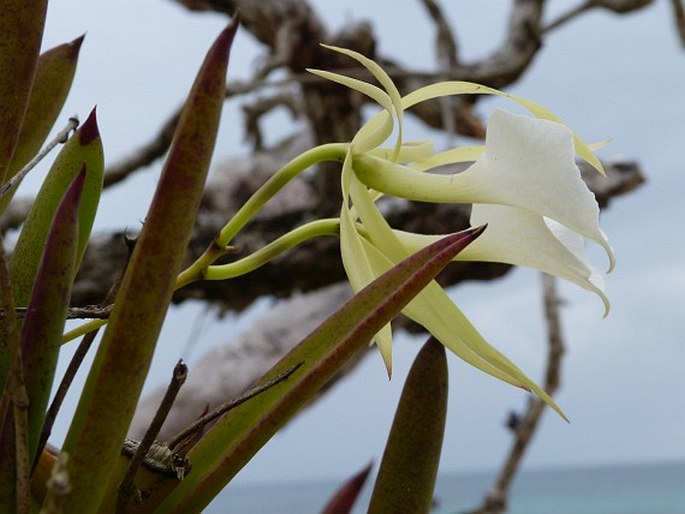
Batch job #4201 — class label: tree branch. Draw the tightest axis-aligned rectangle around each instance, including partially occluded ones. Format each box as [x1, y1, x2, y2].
[470, 274, 566, 514]
[670, 0, 685, 48]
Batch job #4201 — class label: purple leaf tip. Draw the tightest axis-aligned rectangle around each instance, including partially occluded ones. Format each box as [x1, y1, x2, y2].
[79, 107, 99, 146]
[70, 34, 85, 55]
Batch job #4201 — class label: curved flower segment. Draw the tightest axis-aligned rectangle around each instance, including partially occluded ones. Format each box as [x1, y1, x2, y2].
[308, 46, 613, 418]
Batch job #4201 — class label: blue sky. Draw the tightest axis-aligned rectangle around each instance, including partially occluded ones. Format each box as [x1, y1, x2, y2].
[40, 0, 684, 490]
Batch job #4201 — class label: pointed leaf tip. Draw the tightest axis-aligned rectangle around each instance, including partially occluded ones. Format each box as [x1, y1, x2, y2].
[321, 462, 373, 514]
[70, 34, 85, 54]
[79, 107, 99, 146]
[441, 224, 487, 257]
[215, 14, 240, 55]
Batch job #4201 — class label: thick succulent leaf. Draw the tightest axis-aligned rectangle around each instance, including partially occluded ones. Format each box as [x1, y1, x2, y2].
[20, 168, 83, 464]
[0, 0, 48, 185]
[0, 169, 83, 510]
[9, 109, 103, 305]
[0, 36, 84, 213]
[368, 338, 447, 514]
[321, 463, 372, 514]
[0, 109, 103, 397]
[154, 226, 485, 513]
[60, 21, 237, 514]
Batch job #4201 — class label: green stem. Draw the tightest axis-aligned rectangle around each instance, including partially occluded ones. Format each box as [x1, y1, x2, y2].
[65, 217, 338, 343]
[205, 218, 340, 280]
[69, 144, 348, 340]
[62, 319, 105, 344]
[176, 142, 347, 288]
[216, 143, 347, 247]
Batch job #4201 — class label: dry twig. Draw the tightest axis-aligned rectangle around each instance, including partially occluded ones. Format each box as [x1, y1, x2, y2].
[671, 0, 685, 47]
[470, 274, 566, 514]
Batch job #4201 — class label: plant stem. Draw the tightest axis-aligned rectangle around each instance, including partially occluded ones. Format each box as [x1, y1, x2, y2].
[470, 274, 565, 514]
[205, 218, 340, 280]
[176, 143, 347, 289]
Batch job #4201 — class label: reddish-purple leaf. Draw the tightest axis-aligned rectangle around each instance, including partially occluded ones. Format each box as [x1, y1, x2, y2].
[0, 0, 48, 185]
[321, 463, 373, 514]
[21, 168, 84, 463]
[157, 225, 485, 513]
[61, 19, 239, 514]
[0, 167, 83, 509]
[368, 337, 448, 513]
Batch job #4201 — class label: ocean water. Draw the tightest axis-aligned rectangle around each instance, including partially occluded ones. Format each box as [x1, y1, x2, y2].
[211, 461, 685, 514]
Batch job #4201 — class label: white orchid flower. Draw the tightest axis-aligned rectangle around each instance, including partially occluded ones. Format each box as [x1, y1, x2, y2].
[308, 46, 613, 418]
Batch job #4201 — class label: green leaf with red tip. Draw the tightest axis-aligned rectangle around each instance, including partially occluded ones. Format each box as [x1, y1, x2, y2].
[60, 20, 238, 514]
[0, 168, 83, 510]
[0, 0, 48, 185]
[155, 225, 485, 514]
[321, 463, 373, 514]
[368, 337, 448, 514]
[0, 36, 84, 214]
[0, 109, 103, 390]
[9, 108, 103, 306]
[20, 167, 84, 464]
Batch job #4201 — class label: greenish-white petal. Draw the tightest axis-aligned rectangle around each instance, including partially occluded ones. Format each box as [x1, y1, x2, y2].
[401, 81, 604, 174]
[410, 145, 484, 172]
[359, 237, 567, 420]
[307, 69, 394, 115]
[319, 44, 404, 159]
[354, 110, 614, 272]
[395, 203, 610, 315]
[369, 140, 435, 163]
[339, 149, 394, 373]
[352, 110, 394, 154]
[349, 173, 404, 257]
